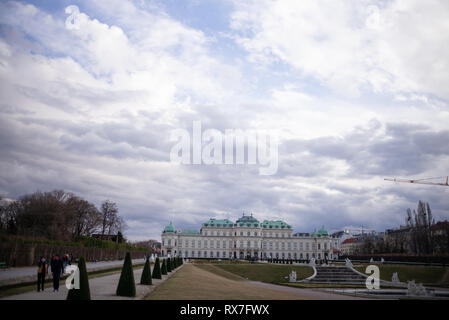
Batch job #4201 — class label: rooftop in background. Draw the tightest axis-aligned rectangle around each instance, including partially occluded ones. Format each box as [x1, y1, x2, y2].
[341, 238, 355, 245]
[202, 218, 234, 227]
[163, 222, 177, 233]
[261, 220, 291, 229]
[236, 214, 259, 224]
[311, 228, 329, 237]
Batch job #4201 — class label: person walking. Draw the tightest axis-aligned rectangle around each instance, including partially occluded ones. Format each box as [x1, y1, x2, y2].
[37, 256, 48, 292]
[62, 254, 68, 269]
[50, 254, 64, 292]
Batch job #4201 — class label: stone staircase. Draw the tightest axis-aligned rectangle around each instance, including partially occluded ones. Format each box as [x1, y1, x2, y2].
[307, 266, 367, 284]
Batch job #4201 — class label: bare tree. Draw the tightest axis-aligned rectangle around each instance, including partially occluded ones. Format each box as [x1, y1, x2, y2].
[68, 197, 102, 239]
[100, 200, 119, 235]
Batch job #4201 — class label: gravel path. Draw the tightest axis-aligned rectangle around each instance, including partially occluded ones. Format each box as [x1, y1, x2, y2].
[0, 259, 147, 287]
[2, 264, 182, 300]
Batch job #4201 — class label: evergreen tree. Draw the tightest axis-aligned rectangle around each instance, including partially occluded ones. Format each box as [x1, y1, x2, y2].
[161, 259, 167, 275]
[152, 257, 162, 279]
[116, 252, 136, 297]
[67, 256, 91, 300]
[140, 256, 152, 285]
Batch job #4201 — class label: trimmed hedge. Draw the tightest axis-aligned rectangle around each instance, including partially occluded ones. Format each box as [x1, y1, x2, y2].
[140, 256, 152, 285]
[152, 257, 162, 279]
[66, 256, 91, 300]
[116, 252, 136, 297]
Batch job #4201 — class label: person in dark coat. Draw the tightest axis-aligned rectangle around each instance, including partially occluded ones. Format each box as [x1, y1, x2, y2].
[50, 254, 64, 292]
[37, 256, 48, 292]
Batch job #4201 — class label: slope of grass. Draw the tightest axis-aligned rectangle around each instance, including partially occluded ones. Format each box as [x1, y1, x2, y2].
[354, 264, 448, 285]
[146, 264, 311, 300]
[213, 264, 313, 284]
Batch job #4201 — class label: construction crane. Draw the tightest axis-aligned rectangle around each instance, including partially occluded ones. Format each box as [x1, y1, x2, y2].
[384, 176, 449, 187]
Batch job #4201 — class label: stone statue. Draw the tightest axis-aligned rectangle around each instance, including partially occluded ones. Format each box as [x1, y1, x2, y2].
[370, 257, 374, 263]
[407, 280, 428, 296]
[391, 272, 400, 283]
[289, 270, 297, 282]
[345, 258, 353, 268]
[381, 257, 384, 264]
[309, 257, 316, 267]
[150, 254, 155, 262]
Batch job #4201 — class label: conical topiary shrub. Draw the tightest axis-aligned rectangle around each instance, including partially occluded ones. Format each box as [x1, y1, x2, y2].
[167, 257, 172, 272]
[161, 259, 167, 275]
[152, 257, 162, 279]
[67, 256, 91, 300]
[174, 257, 178, 269]
[140, 256, 152, 285]
[116, 252, 136, 297]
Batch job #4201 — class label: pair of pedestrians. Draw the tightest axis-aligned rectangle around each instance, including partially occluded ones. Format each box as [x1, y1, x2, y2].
[36, 254, 65, 292]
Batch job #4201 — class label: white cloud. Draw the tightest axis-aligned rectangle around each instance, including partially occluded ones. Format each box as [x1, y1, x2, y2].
[230, 0, 449, 99]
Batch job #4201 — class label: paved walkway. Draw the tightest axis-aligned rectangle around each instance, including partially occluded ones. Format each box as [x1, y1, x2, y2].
[0, 259, 146, 287]
[2, 264, 183, 300]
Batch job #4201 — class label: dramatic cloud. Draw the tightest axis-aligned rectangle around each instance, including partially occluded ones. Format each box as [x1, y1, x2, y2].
[0, 0, 448, 240]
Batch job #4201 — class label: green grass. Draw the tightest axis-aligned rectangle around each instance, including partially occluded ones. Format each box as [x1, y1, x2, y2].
[212, 264, 314, 284]
[190, 259, 250, 264]
[354, 264, 449, 285]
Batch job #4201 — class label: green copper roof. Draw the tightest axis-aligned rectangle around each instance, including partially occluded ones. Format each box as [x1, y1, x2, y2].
[236, 214, 259, 225]
[180, 229, 199, 235]
[311, 228, 329, 237]
[261, 220, 291, 229]
[203, 218, 234, 227]
[163, 222, 177, 233]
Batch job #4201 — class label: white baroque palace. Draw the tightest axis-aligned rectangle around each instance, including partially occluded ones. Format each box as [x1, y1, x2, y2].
[161, 214, 338, 260]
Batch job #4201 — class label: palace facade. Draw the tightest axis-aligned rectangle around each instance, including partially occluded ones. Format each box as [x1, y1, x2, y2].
[161, 214, 338, 260]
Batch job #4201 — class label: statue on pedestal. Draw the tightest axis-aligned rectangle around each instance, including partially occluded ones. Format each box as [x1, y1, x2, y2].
[407, 280, 428, 296]
[309, 257, 316, 267]
[345, 258, 353, 268]
[289, 270, 297, 282]
[391, 272, 400, 283]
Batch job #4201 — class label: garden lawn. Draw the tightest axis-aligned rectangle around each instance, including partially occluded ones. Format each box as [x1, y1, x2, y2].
[212, 264, 313, 284]
[355, 264, 449, 285]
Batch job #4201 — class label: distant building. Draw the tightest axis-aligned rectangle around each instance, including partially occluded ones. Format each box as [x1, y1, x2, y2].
[161, 214, 338, 260]
[341, 238, 356, 255]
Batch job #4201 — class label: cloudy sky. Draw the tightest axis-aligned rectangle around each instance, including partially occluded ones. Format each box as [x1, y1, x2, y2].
[1, 0, 449, 241]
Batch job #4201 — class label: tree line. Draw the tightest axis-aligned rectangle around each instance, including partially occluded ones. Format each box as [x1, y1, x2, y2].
[0, 190, 126, 242]
[359, 201, 449, 255]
